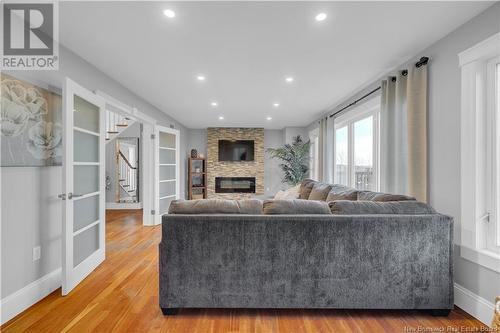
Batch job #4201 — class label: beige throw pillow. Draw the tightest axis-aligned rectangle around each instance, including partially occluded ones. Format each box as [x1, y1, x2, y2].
[308, 183, 333, 201]
[274, 184, 300, 200]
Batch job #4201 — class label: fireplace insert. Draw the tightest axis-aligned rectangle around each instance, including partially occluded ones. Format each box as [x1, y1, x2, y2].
[215, 177, 256, 193]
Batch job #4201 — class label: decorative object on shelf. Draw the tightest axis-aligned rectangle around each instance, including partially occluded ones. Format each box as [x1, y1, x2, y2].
[1, 73, 62, 167]
[198, 153, 205, 158]
[188, 157, 207, 200]
[190, 149, 198, 158]
[266, 135, 310, 186]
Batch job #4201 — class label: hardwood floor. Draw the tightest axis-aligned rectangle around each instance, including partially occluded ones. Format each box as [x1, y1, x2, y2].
[1, 209, 488, 332]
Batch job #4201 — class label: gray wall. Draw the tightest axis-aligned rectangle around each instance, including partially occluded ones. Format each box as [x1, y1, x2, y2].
[307, 3, 500, 302]
[1, 45, 189, 299]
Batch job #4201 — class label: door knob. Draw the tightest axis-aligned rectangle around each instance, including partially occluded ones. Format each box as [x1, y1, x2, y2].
[58, 193, 66, 200]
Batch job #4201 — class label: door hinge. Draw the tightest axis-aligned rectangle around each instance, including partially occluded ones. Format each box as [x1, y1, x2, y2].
[151, 209, 156, 215]
[151, 134, 155, 139]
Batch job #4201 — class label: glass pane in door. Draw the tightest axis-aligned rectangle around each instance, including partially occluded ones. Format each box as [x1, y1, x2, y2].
[335, 126, 348, 185]
[73, 93, 101, 263]
[354, 116, 374, 190]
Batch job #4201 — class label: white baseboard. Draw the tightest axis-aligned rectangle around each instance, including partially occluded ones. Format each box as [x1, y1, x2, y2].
[106, 202, 142, 210]
[454, 283, 495, 325]
[0, 268, 61, 325]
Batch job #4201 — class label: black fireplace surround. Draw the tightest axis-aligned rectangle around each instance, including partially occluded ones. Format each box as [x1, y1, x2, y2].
[215, 177, 256, 193]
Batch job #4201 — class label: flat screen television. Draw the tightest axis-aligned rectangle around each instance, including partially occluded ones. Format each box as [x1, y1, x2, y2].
[218, 140, 254, 161]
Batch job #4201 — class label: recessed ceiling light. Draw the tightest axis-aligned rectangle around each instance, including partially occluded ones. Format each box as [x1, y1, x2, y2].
[273, 103, 280, 107]
[196, 75, 206, 81]
[218, 116, 224, 120]
[315, 13, 327, 21]
[285, 77, 294, 83]
[163, 9, 176, 18]
[211, 101, 218, 107]
[266, 116, 273, 121]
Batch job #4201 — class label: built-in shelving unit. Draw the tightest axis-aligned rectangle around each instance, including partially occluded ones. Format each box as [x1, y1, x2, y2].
[188, 157, 207, 200]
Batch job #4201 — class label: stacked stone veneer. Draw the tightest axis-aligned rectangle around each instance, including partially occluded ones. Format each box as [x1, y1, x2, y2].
[207, 128, 264, 199]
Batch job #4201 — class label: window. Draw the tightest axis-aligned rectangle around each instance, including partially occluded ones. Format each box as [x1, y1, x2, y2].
[459, 32, 500, 272]
[309, 129, 319, 180]
[487, 57, 500, 254]
[334, 96, 379, 190]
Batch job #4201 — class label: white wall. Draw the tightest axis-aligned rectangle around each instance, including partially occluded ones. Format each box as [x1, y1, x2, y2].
[1, 44, 189, 302]
[307, 3, 500, 304]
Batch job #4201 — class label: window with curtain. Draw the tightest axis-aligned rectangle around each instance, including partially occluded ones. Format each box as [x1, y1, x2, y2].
[309, 129, 319, 180]
[334, 96, 380, 190]
[459, 32, 500, 272]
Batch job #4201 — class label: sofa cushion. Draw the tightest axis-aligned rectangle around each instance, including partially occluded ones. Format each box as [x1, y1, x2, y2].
[308, 182, 333, 201]
[263, 199, 331, 215]
[329, 200, 436, 215]
[274, 184, 301, 200]
[326, 185, 358, 201]
[299, 179, 317, 199]
[357, 191, 416, 202]
[168, 199, 263, 215]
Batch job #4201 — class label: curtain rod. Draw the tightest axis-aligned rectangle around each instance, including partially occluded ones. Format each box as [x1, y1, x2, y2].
[326, 56, 429, 119]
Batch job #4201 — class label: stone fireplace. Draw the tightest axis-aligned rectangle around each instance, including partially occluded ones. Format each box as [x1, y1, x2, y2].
[207, 128, 264, 199]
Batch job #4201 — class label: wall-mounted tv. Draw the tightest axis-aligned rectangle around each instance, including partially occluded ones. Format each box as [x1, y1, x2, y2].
[218, 140, 255, 161]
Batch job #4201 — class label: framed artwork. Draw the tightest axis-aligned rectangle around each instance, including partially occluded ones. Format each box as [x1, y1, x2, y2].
[1, 73, 62, 166]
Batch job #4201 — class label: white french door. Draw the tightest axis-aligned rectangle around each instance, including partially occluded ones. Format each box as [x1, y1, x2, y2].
[155, 126, 180, 225]
[61, 78, 106, 295]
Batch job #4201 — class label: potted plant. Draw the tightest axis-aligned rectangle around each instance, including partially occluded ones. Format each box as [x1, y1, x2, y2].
[266, 135, 311, 186]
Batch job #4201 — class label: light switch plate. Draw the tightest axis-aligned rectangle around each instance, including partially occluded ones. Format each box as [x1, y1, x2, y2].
[33, 246, 41, 261]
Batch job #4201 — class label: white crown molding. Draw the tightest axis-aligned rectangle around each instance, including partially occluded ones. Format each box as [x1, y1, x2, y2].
[0, 269, 61, 325]
[454, 283, 496, 326]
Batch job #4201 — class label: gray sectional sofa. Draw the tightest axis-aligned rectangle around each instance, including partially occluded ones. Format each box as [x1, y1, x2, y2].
[159, 179, 454, 315]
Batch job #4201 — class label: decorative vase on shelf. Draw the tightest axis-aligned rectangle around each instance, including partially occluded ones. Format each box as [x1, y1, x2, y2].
[190, 149, 198, 158]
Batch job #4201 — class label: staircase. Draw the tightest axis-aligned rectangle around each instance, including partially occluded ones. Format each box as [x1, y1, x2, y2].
[118, 150, 138, 203]
[106, 110, 134, 143]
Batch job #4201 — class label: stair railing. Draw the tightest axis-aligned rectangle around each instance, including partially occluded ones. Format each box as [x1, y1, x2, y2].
[117, 150, 138, 201]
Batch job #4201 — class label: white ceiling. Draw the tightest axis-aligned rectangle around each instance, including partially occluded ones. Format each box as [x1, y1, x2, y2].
[59, 1, 493, 129]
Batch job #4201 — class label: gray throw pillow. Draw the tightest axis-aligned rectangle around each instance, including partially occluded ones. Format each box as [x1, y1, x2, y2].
[299, 179, 317, 199]
[329, 200, 436, 215]
[263, 199, 331, 215]
[308, 182, 333, 201]
[168, 199, 263, 214]
[357, 191, 416, 202]
[326, 185, 358, 201]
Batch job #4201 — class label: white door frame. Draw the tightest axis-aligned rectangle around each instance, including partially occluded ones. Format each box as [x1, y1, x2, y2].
[155, 125, 180, 225]
[62, 78, 106, 295]
[95, 91, 157, 226]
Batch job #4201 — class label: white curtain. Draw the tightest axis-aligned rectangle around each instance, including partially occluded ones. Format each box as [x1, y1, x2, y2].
[380, 65, 428, 202]
[317, 116, 335, 183]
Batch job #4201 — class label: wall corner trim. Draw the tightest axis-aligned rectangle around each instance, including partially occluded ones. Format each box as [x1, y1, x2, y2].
[0, 268, 61, 325]
[454, 283, 495, 325]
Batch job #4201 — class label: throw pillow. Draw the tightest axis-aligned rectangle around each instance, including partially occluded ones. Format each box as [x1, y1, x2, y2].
[299, 179, 317, 199]
[308, 182, 333, 201]
[357, 191, 416, 202]
[263, 199, 331, 215]
[329, 200, 436, 215]
[274, 184, 300, 200]
[326, 186, 358, 201]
